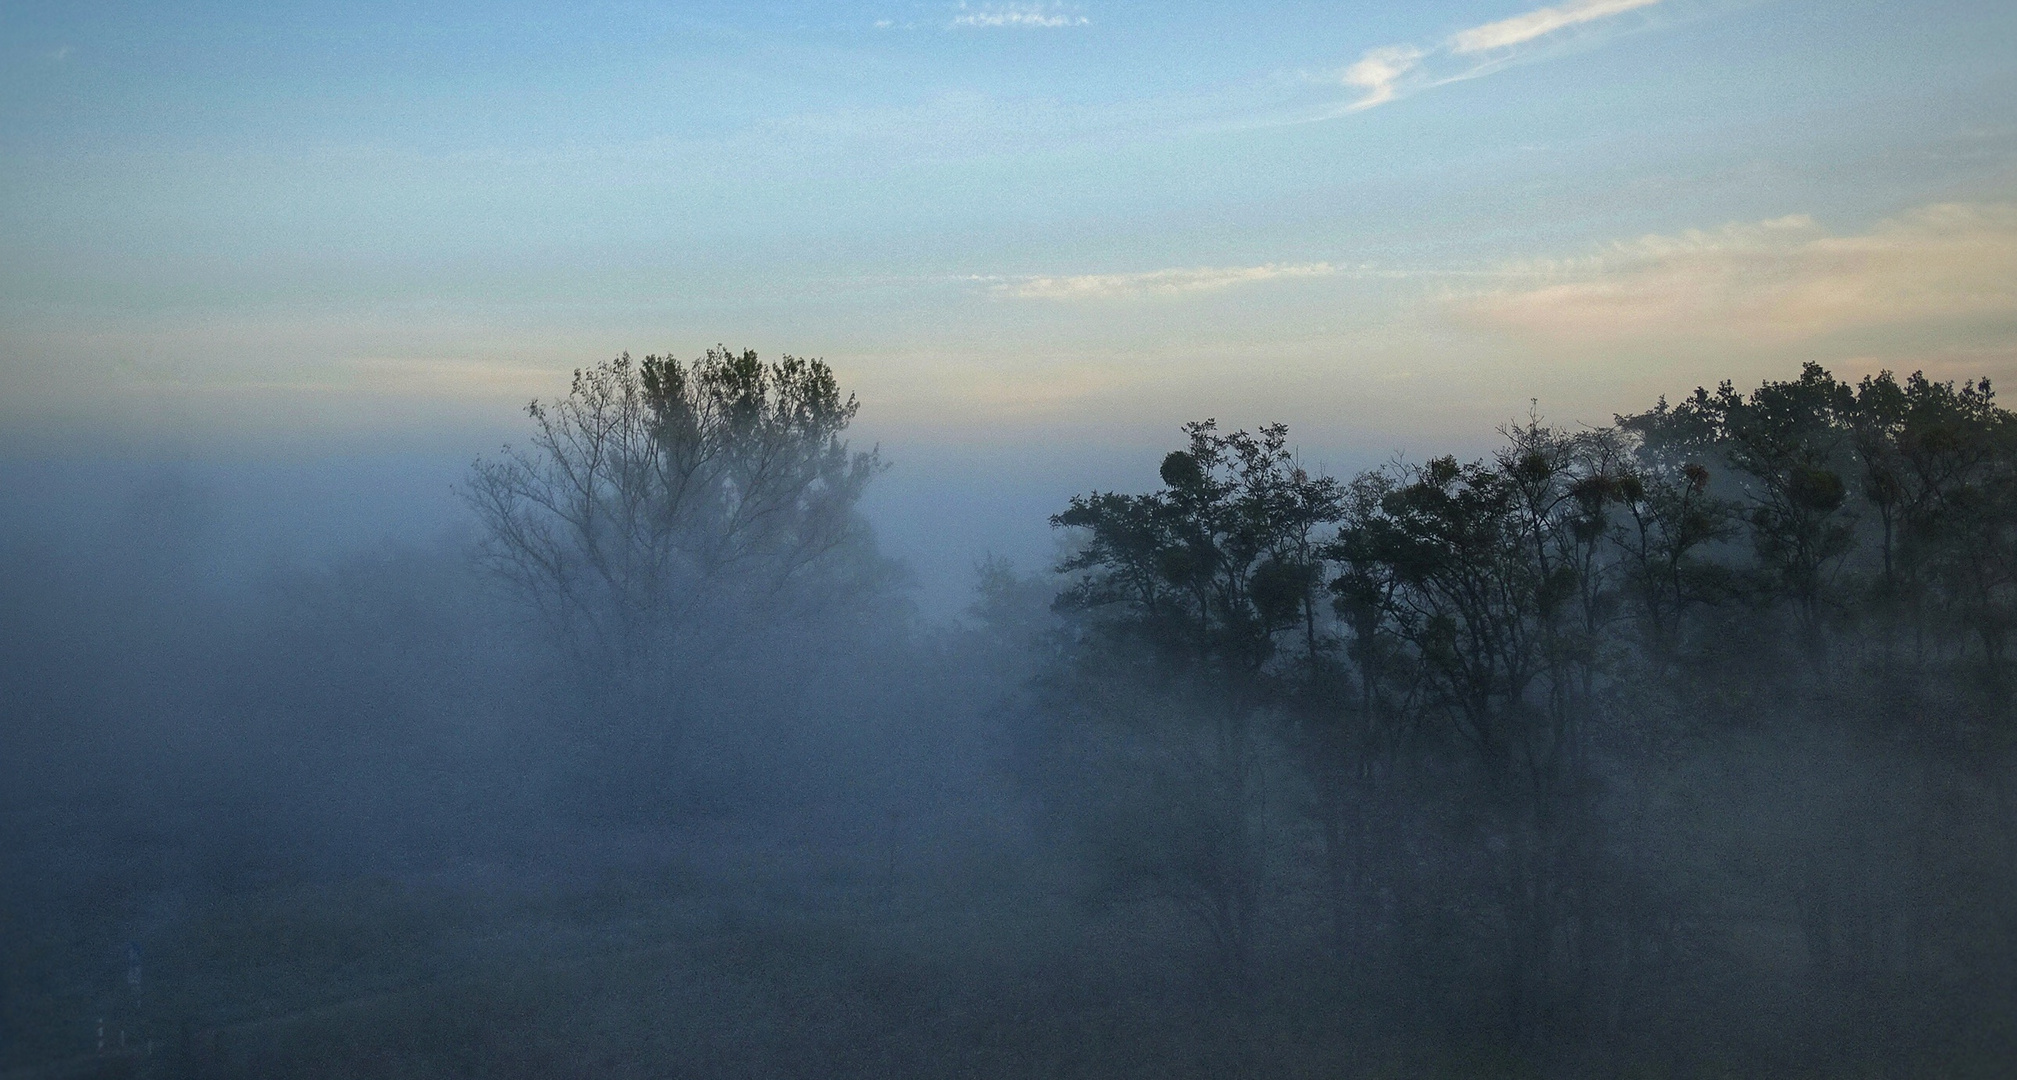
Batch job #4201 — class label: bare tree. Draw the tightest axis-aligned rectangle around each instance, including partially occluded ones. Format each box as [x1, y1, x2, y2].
[465, 348, 886, 674]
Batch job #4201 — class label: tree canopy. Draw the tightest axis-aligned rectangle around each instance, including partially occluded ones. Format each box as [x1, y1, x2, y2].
[466, 348, 886, 669]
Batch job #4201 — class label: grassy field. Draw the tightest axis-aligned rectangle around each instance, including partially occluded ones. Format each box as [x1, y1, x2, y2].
[8, 808, 2005, 1079]
[5, 825, 1586, 1080]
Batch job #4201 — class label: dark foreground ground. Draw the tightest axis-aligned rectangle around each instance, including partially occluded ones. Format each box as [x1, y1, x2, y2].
[8, 805, 2006, 1080]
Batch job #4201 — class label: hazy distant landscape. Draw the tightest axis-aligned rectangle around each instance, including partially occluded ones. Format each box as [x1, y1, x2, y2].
[5, 352, 2015, 1077]
[4, 1, 2015, 1077]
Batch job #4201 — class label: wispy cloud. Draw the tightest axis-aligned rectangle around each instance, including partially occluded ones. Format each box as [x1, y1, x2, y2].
[951, 3, 1089, 28]
[997, 262, 1335, 300]
[1341, 46, 1426, 112]
[1461, 203, 2017, 347]
[1450, 0, 1663, 54]
[1340, 0, 1666, 111]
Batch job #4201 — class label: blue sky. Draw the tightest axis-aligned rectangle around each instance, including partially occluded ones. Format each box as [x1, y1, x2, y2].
[3, 1, 2014, 601]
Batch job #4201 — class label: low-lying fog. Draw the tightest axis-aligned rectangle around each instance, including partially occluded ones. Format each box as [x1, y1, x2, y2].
[4, 355, 2014, 1079]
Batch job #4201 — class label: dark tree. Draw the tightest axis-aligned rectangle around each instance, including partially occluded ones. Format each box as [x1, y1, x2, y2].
[466, 348, 886, 671]
[1050, 421, 1342, 982]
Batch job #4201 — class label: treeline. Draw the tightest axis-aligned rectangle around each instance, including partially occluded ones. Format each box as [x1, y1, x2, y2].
[1006, 361, 2017, 1068]
[4, 354, 2014, 1076]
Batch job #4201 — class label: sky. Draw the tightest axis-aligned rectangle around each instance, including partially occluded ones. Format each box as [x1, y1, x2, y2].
[3, 0, 2015, 606]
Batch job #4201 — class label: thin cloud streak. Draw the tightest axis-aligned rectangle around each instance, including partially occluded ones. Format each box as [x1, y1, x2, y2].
[1340, 0, 1667, 111]
[996, 262, 1337, 300]
[984, 261, 1531, 299]
[951, 4, 1089, 28]
[1451, 0, 1664, 54]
